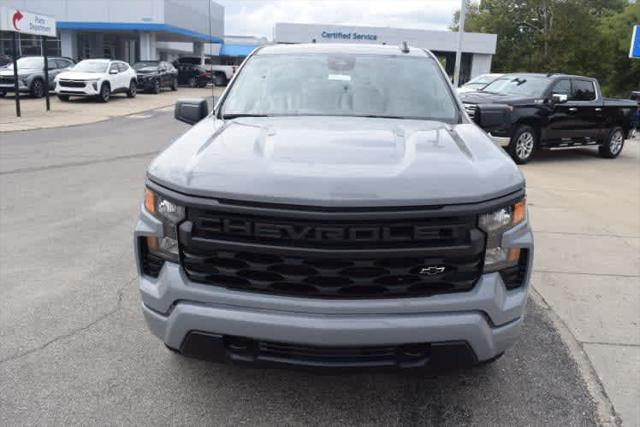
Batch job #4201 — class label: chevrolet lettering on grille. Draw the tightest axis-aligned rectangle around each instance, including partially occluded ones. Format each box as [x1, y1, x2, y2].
[200, 217, 448, 243]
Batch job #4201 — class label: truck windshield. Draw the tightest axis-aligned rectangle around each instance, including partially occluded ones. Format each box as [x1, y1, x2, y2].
[482, 75, 549, 97]
[221, 53, 459, 122]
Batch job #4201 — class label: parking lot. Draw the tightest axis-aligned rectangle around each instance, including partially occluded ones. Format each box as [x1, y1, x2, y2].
[0, 87, 223, 132]
[0, 105, 637, 425]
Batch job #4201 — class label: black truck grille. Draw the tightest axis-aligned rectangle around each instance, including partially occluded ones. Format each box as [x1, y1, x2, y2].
[58, 80, 86, 88]
[179, 206, 484, 299]
[0, 77, 14, 84]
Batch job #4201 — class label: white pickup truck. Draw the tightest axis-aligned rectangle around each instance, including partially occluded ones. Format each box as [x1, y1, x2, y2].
[175, 56, 236, 86]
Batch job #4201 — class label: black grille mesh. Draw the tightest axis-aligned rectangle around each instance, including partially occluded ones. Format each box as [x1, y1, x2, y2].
[180, 207, 484, 299]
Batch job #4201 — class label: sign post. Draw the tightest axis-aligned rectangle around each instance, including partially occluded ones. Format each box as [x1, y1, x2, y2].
[0, 7, 57, 117]
[42, 36, 50, 111]
[11, 32, 20, 117]
[630, 25, 640, 59]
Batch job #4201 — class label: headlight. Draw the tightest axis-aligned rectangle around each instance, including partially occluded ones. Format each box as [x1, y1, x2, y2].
[479, 198, 526, 272]
[142, 188, 185, 262]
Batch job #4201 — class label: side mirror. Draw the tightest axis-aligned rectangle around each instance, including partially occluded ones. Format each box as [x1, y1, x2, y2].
[473, 104, 511, 129]
[175, 98, 208, 125]
[552, 93, 568, 104]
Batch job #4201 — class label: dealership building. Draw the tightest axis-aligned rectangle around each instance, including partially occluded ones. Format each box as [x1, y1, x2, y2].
[1, 2, 497, 82]
[274, 23, 497, 82]
[0, 0, 224, 63]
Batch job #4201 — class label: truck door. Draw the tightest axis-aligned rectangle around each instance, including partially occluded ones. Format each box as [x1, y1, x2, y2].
[545, 79, 577, 143]
[569, 79, 602, 142]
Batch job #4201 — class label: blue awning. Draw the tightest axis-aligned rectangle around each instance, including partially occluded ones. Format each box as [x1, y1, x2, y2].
[219, 44, 258, 57]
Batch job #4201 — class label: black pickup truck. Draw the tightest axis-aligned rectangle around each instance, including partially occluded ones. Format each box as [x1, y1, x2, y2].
[461, 74, 637, 163]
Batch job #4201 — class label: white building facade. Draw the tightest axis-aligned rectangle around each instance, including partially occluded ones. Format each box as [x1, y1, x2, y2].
[0, 0, 224, 63]
[274, 23, 497, 82]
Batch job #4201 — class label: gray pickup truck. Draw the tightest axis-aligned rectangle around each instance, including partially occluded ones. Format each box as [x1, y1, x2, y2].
[135, 43, 533, 370]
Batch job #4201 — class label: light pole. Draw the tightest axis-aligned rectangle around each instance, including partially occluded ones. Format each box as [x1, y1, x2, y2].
[453, 0, 466, 87]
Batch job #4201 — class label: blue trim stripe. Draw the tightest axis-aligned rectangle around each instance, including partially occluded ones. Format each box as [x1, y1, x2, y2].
[219, 44, 258, 57]
[57, 21, 223, 43]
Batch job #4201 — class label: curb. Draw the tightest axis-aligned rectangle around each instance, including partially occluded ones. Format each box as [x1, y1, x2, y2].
[530, 289, 621, 426]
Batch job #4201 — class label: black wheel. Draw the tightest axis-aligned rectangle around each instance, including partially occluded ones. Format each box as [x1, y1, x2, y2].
[57, 94, 69, 102]
[127, 80, 137, 98]
[98, 83, 110, 103]
[599, 127, 625, 159]
[152, 79, 161, 94]
[0, 90, 5, 97]
[188, 77, 196, 88]
[30, 78, 44, 98]
[170, 78, 178, 91]
[197, 81, 207, 88]
[508, 125, 537, 164]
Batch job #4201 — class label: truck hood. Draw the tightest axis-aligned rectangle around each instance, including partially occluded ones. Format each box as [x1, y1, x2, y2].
[460, 91, 538, 105]
[55, 71, 102, 80]
[148, 116, 524, 207]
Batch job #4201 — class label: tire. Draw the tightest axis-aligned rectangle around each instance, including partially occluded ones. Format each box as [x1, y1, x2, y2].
[30, 78, 44, 98]
[97, 83, 110, 103]
[0, 90, 5, 97]
[152, 79, 161, 94]
[508, 125, 537, 164]
[57, 94, 69, 102]
[170, 78, 178, 91]
[188, 77, 196, 88]
[598, 127, 625, 159]
[127, 80, 137, 98]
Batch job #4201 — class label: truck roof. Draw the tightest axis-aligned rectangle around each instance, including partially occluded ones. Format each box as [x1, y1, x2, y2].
[256, 43, 433, 57]
[501, 72, 596, 80]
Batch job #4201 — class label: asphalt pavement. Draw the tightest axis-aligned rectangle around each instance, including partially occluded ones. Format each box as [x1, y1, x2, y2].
[0, 110, 601, 425]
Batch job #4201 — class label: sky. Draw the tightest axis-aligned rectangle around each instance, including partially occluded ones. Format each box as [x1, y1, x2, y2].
[215, 0, 462, 38]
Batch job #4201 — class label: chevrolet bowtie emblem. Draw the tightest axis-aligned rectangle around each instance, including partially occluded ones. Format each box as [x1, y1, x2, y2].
[419, 266, 446, 276]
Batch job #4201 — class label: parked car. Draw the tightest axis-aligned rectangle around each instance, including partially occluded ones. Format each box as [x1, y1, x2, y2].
[175, 56, 236, 86]
[54, 59, 137, 102]
[460, 73, 637, 163]
[175, 63, 210, 88]
[457, 73, 503, 94]
[135, 43, 533, 371]
[134, 60, 178, 94]
[0, 54, 13, 67]
[0, 56, 74, 98]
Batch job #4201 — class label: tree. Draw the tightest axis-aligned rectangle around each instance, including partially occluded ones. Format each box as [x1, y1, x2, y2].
[452, 0, 639, 96]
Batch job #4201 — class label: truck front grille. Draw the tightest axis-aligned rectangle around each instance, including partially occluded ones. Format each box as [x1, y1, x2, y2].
[179, 205, 485, 299]
[0, 77, 14, 85]
[58, 80, 86, 88]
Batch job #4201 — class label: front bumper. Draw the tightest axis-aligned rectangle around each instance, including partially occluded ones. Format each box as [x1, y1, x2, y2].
[135, 207, 533, 368]
[0, 81, 29, 92]
[55, 82, 99, 96]
[489, 133, 511, 147]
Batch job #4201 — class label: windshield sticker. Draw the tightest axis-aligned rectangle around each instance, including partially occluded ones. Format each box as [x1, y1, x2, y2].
[328, 74, 351, 81]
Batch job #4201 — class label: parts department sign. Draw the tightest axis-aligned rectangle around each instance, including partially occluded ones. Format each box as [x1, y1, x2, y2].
[0, 8, 56, 37]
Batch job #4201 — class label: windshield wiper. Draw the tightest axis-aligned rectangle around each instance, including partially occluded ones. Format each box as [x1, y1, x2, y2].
[221, 113, 270, 119]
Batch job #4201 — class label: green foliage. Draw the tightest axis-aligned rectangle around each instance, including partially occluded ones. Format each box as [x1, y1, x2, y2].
[453, 0, 639, 97]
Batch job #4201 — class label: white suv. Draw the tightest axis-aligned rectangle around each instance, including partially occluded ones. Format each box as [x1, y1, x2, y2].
[55, 59, 137, 102]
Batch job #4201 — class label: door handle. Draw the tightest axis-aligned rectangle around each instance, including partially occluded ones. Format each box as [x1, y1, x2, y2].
[595, 107, 602, 112]
[568, 107, 578, 112]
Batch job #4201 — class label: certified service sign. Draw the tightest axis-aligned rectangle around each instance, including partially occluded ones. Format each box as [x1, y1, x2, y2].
[3, 8, 56, 37]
